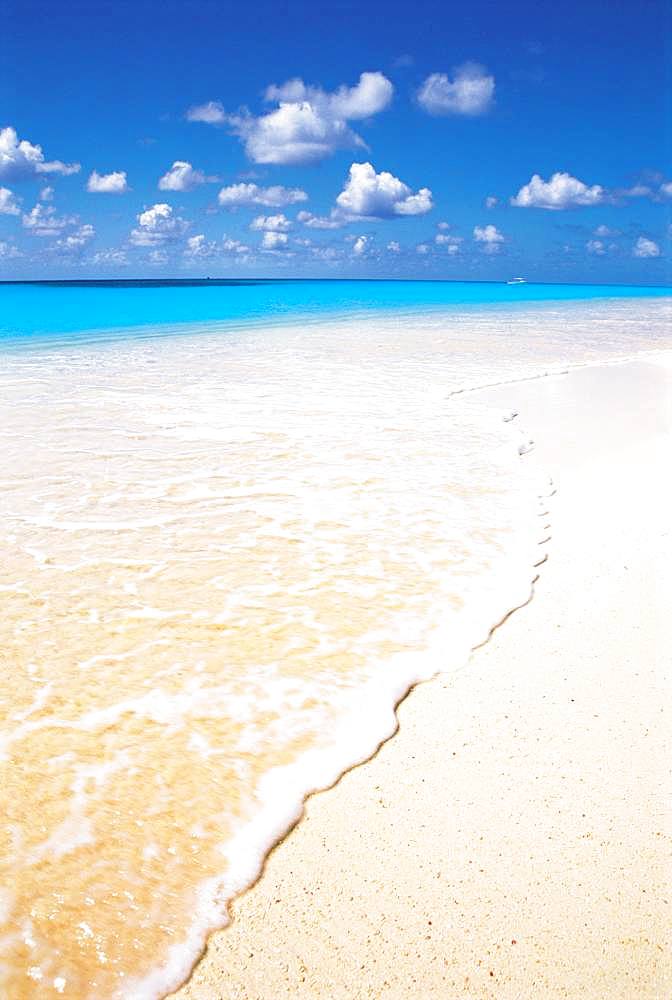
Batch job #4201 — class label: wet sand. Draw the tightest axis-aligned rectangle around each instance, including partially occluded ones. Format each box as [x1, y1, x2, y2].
[172, 356, 672, 1000]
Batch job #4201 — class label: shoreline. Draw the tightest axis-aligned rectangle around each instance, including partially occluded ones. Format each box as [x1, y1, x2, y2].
[172, 355, 672, 999]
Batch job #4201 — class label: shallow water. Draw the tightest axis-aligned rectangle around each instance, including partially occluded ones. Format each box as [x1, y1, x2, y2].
[0, 296, 670, 998]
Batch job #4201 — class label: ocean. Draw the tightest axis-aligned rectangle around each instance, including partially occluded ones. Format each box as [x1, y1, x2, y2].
[1, 280, 670, 998]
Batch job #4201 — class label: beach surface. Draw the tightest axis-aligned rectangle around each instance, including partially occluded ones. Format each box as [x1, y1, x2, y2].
[173, 355, 672, 1000]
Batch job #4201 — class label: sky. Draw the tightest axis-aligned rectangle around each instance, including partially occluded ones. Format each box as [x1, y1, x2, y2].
[1, 0, 671, 283]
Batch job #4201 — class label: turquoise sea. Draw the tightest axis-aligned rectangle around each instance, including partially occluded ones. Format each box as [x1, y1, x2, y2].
[1, 278, 670, 346]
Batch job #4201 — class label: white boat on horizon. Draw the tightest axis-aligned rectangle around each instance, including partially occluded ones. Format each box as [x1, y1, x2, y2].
[506, 277, 527, 285]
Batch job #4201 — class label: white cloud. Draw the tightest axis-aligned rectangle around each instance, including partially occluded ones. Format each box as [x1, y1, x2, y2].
[0, 186, 21, 215]
[436, 233, 462, 253]
[0, 240, 22, 259]
[183, 233, 250, 259]
[586, 239, 606, 255]
[660, 181, 672, 198]
[158, 161, 207, 191]
[186, 101, 227, 124]
[352, 235, 369, 256]
[39, 185, 54, 201]
[148, 249, 168, 264]
[129, 203, 188, 246]
[335, 162, 433, 219]
[418, 63, 495, 116]
[0, 126, 80, 180]
[224, 71, 393, 165]
[485, 195, 498, 209]
[387, 240, 401, 252]
[52, 224, 96, 253]
[22, 203, 77, 236]
[594, 224, 618, 237]
[91, 248, 129, 266]
[633, 236, 660, 258]
[249, 213, 292, 232]
[261, 231, 288, 250]
[474, 224, 505, 253]
[222, 236, 250, 253]
[87, 170, 128, 194]
[297, 210, 344, 230]
[218, 182, 307, 208]
[416, 243, 430, 254]
[511, 172, 604, 209]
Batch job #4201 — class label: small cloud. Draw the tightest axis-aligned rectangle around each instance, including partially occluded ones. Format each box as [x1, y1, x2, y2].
[218, 182, 308, 208]
[52, 223, 96, 254]
[594, 224, 619, 237]
[186, 101, 227, 124]
[87, 170, 129, 194]
[660, 181, 672, 198]
[0, 126, 80, 180]
[511, 172, 604, 209]
[352, 235, 370, 256]
[586, 239, 606, 255]
[0, 240, 22, 259]
[416, 243, 431, 254]
[261, 231, 288, 250]
[485, 195, 498, 209]
[387, 240, 401, 252]
[436, 233, 463, 253]
[335, 162, 433, 219]
[158, 161, 208, 191]
[297, 209, 344, 229]
[633, 236, 660, 258]
[249, 213, 292, 232]
[39, 185, 54, 202]
[129, 203, 188, 246]
[91, 248, 129, 266]
[417, 63, 495, 116]
[22, 203, 77, 236]
[0, 186, 21, 215]
[474, 223, 505, 252]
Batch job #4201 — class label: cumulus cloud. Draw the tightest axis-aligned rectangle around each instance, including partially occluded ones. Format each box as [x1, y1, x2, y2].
[52, 224, 96, 253]
[184, 233, 251, 259]
[158, 161, 208, 191]
[511, 172, 604, 209]
[87, 170, 128, 194]
[218, 182, 307, 208]
[186, 101, 227, 124]
[436, 233, 462, 253]
[0, 126, 80, 180]
[485, 195, 498, 209]
[249, 213, 292, 232]
[474, 224, 505, 252]
[39, 185, 54, 201]
[22, 203, 77, 236]
[261, 231, 289, 250]
[129, 203, 189, 246]
[196, 72, 393, 165]
[417, 63, 495, 116]
[91, 248, 129, 266]
[633, 236, 660, 258]
[297, 209, 344, 229]
[660, 181, 672, 198]
[594, 224, 619, 237]
[416, 243, 431, 254]
[351, 235, 370, 256]
[586, 239, 606, 255]
[222, 236, 250, 253]
[0, 240, 22, 259]
[0, 186, 21, 215]
[387, 240, 401, 252]
[335, 162, 433, 219]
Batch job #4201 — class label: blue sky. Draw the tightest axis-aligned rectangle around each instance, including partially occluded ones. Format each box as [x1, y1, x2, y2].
[1, 0, 671, 282]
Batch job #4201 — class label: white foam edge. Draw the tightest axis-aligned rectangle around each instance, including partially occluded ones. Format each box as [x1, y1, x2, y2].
[121, 457, 551, 999]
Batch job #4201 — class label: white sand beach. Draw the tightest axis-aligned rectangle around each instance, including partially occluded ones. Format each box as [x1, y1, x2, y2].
[173, 355, 672, 1000]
